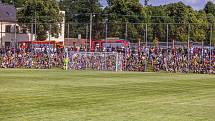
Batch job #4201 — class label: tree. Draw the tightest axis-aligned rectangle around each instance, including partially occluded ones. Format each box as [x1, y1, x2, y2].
[105, 0, 148, 42]
[17, 0, 63, 41]
[165, 2, 194, 42]
[204, 1, 215, 16]
[206, 13, 215, 45]
[190, 10, 208, 42]
[148, 6, 173, 42]
[204, 1, 215, 45]
[59, 0, 102, 39]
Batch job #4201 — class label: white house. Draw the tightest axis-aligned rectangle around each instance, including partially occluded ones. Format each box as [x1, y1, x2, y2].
[0, 3, 65, 48]
[0, 3, 32, 48]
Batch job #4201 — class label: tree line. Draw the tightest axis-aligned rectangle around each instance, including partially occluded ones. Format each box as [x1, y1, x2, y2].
[1, 0, 215, 45]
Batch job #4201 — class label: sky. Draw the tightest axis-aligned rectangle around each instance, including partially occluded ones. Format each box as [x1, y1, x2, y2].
[100, 0, 215, 10]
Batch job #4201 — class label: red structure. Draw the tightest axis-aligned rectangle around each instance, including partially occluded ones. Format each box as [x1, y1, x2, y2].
[18, 41, 64, 49]
[91, 39, 129, 51]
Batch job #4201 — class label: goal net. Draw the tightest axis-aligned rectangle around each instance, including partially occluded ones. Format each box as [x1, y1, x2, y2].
[66, 52, 123, 71]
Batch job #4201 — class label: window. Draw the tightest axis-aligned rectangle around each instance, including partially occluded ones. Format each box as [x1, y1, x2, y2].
[22, 28, 27, 34]
[16, 26, 19, 33]
[5, 42, 11, 47]
[5, 25, 11, 33]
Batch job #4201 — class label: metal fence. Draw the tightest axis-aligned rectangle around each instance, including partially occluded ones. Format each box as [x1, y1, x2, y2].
[0, 22, 214, 48]
[0, 21, 214, 73]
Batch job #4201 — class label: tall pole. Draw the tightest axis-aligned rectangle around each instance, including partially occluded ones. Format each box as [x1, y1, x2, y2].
[67, 23, 70, 38]
[145, 23, 148, 72]
[166, 24, 169, 49]
[30, 23, 33, 68]
[116, 53, 119, 72]
[105, 19, 108, 48]
[201, 39, 204, 62]
[89, 13, 93, 52]
[1, 21, 2, 48]
[86, 24, 88, 51]
[187, 24, 191, 72]
[14, 23, 17, 68]
[209, 24, 213, 74]
[34, 0, 37, 41]
[145, 24, 148, 48]
[48, 24, 51, 68]
[105, 19, 108, 70]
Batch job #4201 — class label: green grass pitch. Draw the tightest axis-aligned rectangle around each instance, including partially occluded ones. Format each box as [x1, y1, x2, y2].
[0, 69, 215, 121]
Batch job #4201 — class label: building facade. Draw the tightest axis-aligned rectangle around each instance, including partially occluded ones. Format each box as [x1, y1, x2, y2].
[0, 3, 65, 48]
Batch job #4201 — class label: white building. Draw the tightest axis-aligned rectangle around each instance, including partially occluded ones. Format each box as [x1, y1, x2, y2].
[0, 3, 65, 48]
[0, 3, 31, 48]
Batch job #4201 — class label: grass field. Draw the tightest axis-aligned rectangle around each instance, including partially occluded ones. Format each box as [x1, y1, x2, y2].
[0, 69, 215, 121]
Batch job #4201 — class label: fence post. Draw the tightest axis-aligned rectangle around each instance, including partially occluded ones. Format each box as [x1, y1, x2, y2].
[187, 24, 191, 73]
[0, 21, 2, 48]
[67, 23, 70, 38]
[166, 24, 169, 49]
[30, 23, 34, 68]
[209, 24, 213, 74]
[48, 24, 51, 68]
[89, 13, 93, 51]
[201, 40, 204, 62]
[145, 23, 148, 72]
[86, 24, 88, 51]
[145, 23, 148, 47]
[14, 23, 17, 68]
[64, 48, 69, 70]
[116, 52, 119, 72]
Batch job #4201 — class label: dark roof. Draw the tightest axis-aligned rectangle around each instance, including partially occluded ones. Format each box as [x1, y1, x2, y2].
[0, 3, 16, 22]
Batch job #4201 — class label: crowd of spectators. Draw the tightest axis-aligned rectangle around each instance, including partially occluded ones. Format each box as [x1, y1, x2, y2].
[0, 45, 214, 74]
[0, 47, 64, 69]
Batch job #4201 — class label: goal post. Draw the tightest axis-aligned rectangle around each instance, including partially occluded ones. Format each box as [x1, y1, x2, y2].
[66, 51, 123, 71]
